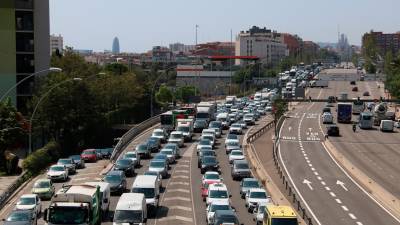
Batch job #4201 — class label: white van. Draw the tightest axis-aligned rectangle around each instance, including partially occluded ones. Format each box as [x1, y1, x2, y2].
[85, 181, 110, 219]
[322, 112, 333, 124]
[113, 193, 147, 225]
[131, 175, 160, 212]
[216, 113, 229, 129]
[380, 120, 394, 132]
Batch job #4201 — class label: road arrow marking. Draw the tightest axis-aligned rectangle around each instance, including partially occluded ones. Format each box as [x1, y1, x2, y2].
[336, 180, 348, 191]
[303, 179, 313, 190]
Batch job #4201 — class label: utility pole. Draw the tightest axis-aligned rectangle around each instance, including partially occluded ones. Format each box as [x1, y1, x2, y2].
[230, 29, 233, 95]
[195, 24, 199, 96]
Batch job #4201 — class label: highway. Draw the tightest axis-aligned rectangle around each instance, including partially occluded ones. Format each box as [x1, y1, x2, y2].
[0, 113, 272, 225]
[278, 69, 400, 225]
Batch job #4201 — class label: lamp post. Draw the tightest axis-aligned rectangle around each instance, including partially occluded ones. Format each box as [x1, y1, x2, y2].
[28, 77, 82, 154]
[0, 67, 62, 103]
[150, 67, 175, 117]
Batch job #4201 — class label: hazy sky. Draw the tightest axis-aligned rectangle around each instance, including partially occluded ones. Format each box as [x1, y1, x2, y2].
[50, 0, 399, 53]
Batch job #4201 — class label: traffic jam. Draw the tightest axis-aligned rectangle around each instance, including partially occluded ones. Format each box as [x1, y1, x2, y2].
[2, 89, 299, 225]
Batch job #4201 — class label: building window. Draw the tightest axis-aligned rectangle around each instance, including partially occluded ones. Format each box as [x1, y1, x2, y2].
[16, 33, 34, 52]
[15, 11, 34, 31]
[16, 54, 34, 74]
[15, 0, 34, 9]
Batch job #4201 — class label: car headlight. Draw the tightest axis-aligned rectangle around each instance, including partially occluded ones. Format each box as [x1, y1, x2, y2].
[201, 165, 206, 168]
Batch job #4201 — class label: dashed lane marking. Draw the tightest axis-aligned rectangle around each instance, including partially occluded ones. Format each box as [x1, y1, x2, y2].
[169, 206, 192, 211]
[158, 215, 193, 222]
[169, 181, 189, 186]
[349, 213, 357, 220]
[335, 199, 342, 204]
[163, 196, 191, 202]
[167, 189, 190, 193]
[341, 205, 349, 211]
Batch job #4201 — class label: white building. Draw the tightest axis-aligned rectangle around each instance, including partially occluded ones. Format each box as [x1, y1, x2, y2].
[235, 26, 287, 66]
[50, 34, 63, 54]
[169, 42, 195, 54]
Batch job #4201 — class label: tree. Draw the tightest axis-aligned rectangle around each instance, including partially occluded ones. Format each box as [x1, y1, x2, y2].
[105, 63, 128, 75]
[363, 35, 378, 61]
[155, 84, 173, 105]
[175, 86, 199, 103]
[0, 98, 27, 173]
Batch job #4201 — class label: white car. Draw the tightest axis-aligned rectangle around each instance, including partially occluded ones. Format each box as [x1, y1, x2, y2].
[168, 131, 184, 147]
[152, 128, 167, 143]
[206, 201, 234, 225]
[123, 151, 140, 167]
[225, 139, 241, 154]
[229, 123, 243, 134]
[206, 183, 230, 206]
[160, 149, 176, 164]
[202, 171, 223, 185]
[228, 150, 245, 164]
[243, 113, 255, 125]
[197, 139, 213, 154]
[237, 120, 247, 129]
[322, 112, 333, 124]
[46, 165, 68, 181]
[202, 133, 215, 147]
[202, 129, 216, 139]
[225, 133, 239, 146]
[253, 203, 267, 225]
[245, 188, 271, 212]
[15, 194, 41, 216]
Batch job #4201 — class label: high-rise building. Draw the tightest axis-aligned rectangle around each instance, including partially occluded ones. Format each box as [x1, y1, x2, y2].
[112, 37, 120, 54]
[0, 0, 50, 109]
[337, 33, 352, 61]
[235, 26, 287, 66]
[362, 31, 400, 57]
[50, 34, 63, 55]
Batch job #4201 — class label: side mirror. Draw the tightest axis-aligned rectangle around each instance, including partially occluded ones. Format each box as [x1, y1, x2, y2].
[253, 208, 258, 214]
[229, 194, 232, 198]
[103, 198, 109, 204]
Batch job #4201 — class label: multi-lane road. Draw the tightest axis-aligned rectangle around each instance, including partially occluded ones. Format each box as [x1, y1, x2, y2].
[0, 112, 272, 225]
[278, 69, 400, 225]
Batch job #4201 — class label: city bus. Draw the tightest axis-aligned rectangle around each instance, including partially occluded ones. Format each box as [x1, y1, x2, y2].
[352, 98, 365, 114]
[359, 112, 373, 129]
[263, 205, 298, 225]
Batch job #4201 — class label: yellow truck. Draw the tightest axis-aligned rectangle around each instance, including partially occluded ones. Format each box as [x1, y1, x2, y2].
[263, 205, 298, 225]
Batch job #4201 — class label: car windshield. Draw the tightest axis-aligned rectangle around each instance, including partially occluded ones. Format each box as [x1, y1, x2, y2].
[49, 206, 88, 224]
[201, 151, 214, 156]
[116, 159, 131, 166]
[209, 190, 228, 198]
[235, 163, 249, 169]
[227, 134, 237, 139]
[150, 161, 165, 168]
[58, 159, 71, 164]
[34, 180, 50, 188]
[82, 151, 95, 155]
[177, 126, 189, 132]
[199, 140, 211, 145]
[205, 173, 219, 180]
[210, 204, 230, 212]
[50, 166, 64, 171]
[250, 191, 267, 199]
[104, 175, 121, 183]
[154, 154, 166, 160]
[210, 122, 221, 128]
[232, 124, 241, 128]
[70, 155, 80, 160]
[161, 150, 173, 155]
[144, 171, 158, 176]
[6, 211, 31, 222]
[18, 197, 35, 205]
[125, 153, 136, 158]
[114, 210, 143, 223]
[171, 133, 182, 139]
[153, 131, 164, 136]
[203, 136, 213, 141]
[132, 187, 155, 198]
[243, 180, 260, 188]
[231, 151, 243, 155]
[259, 206, 266, 213]
[165, 144, 176, 150]
[227, 142, 239, 147]
[203, 157, 217, 164]
[271, 218, 298, 225]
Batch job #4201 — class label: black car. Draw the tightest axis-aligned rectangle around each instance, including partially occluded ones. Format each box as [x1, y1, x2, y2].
[200, 156, 219, 174]
[213, 210, 242, 225]
[326, 124, 340, 136]
[350, 81, 356, 85]
[69, 155, 85, 169]
[3, 210, 36, 225]
[113, 159, 135, 176]
[322, 107, 331, 113]
[103, 170, 127, 195]
[100, 148, 113, 159]
[194, 119, 208, 133]
[328, 96, 336, 103]
[198, 150, 216, 168]
[363, 91, 370, 96]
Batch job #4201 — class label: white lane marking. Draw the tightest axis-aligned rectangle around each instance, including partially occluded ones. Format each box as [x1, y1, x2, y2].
[308, 163, 313, 167]
[321, 142, 400, 223]
[329, 192, 336, 197]
[311, 167, 315, 171]
[167, 189, 190, 193]
[278, 119, 323, 225]
[174, 175, 189, 179]
[175, 170, 189, 173]
[325, 187, 331, 191]
[305, 157, 309, 160]
[169, 205, 192, 211]
[163, 196, 191, 202]
[342, 205, 349, 211]
[169, 181, 189, 186]
[314, 172, 319, 176]
[336, 180, 348, 191]
[317, 176, 322, 180]
[349, 213, 357, 220]
[176, 164, 190, 168]
[321, 181, 326, 186]
[335, 198, 342, 204]
[158, 215, 193, 222]
[356, 222, 363, 225]
[303, 179, 314, 190]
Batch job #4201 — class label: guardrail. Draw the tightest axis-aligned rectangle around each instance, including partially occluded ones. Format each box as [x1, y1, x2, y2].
[0, 171, 31, 210]
[110, 115, 161, 161]
[246, 116, 315, 225]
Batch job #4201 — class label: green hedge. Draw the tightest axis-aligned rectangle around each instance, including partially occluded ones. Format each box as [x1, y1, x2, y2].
[22, 141, 61, 174]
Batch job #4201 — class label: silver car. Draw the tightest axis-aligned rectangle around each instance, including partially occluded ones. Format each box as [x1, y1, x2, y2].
[231, 160, 252, 180]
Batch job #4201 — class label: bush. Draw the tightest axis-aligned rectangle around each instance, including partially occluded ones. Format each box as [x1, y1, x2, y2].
[22, 141, 60, 174]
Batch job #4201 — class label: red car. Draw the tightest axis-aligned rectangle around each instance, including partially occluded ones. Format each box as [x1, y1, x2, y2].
[80, 149, 97, 162]
[201, 181, 218, 201]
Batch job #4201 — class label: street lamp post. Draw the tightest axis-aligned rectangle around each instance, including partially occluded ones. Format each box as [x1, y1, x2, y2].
[150, 67, 176, 117]
[0, 67, 62, 103]
[28, 77, 82, 154]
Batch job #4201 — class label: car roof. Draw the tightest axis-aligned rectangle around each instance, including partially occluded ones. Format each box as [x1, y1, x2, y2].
[204, 171, 219, 175]
[214, 209, 236, 216]
[249, 188, 267, 193]
[233, 159, 248, 164]
[107, 170, 124, 176]
[243, 178, 258, 182]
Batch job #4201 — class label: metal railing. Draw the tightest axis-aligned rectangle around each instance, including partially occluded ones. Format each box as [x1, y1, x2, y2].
[0, 171, 30, 210]
[110, 115, 161, 161]
[246, 116, 315, 225]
